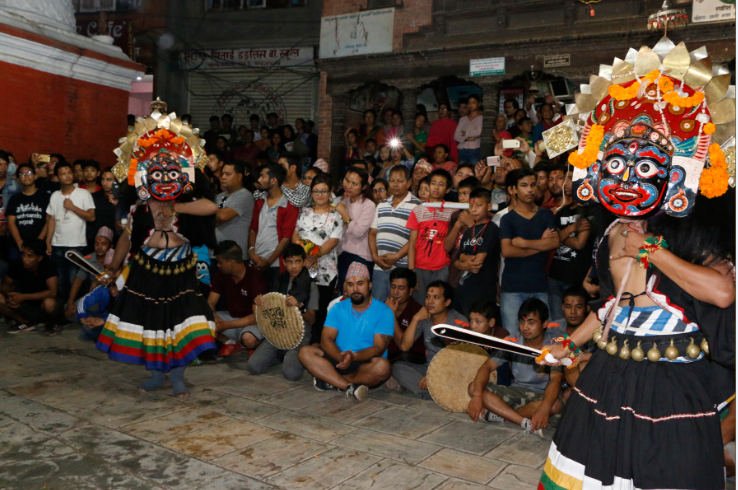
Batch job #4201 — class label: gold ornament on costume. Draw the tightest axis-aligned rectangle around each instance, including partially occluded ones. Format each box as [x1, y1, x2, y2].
[647, 343, 662, 362]
[724, 147, 736, 188]
[701, 338, 710, 354]
[592, 325, 603, 343]
[606, 337, 619, 356]
[686, 338, 701, 359]
[619, 340, 631, 360]
[598, 337, 608, 350]
[631, 341, 645, 362]
[542, 119, 579, 158]
[664, 339, 679, 361]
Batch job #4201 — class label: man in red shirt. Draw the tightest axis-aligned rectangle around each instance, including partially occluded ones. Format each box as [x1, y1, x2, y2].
[208, 240, 268, 357]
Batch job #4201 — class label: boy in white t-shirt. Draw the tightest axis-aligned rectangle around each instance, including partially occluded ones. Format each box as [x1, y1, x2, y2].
[45, 162, 95, 302]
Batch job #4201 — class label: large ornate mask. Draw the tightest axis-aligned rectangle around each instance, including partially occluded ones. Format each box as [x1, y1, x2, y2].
[140, 152, 191, 201]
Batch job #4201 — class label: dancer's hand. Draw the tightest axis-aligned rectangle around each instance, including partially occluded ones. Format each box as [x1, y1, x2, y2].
[536, 344, 566, 365]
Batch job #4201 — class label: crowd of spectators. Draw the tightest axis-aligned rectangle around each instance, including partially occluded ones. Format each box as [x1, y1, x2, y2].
[3, 104, 732, 463]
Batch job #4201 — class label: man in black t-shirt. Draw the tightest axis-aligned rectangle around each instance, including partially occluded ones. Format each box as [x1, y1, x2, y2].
[2, 239, 60, 334]
[82, 161, 116, 253]
[6, 163, 49, 261]
[547, 168, 592, 321]
[499, 169, 559, 336]
[454, 188, 501, 316]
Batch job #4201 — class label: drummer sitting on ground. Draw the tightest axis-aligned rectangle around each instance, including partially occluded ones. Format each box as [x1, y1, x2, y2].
[208, 240, 268, 357]
[467, 298, 564, 437]
[388, 280, 468, 399]
[298, 261, 394, 401]
[250, 244, 319, 380]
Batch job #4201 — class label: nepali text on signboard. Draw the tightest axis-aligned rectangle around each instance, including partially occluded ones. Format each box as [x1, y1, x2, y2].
[470, 57, 505, 77]
[319, 8, 395, 59]
[180, 47, 314, 70]
[692, 0, 735, 23]
[544, 54, 571, 68]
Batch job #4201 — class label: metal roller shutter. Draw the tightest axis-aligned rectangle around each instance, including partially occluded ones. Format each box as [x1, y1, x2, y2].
[186, 67, 318, 131]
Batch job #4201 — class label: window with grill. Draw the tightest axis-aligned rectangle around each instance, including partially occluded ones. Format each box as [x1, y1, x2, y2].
[364, 0, 403, 10]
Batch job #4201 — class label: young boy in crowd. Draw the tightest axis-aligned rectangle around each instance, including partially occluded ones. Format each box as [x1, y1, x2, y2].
[384, 267, 425, 364]
[407, 168, 453, 304]
[445, 162, 475, 202]
[389, 280, 468, 398]
[453, 187, 501, 316]
[444, 176, 481, 287]
[251, 244, 319, 381]
[468, 300, 508, 339]
[466, 298, 564, 438]
[417, 176, 431, 201]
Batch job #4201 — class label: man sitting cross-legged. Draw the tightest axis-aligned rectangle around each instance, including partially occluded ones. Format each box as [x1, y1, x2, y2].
[3, 239, 62, 334]
[547, 285, 592, 394]
[467, 298, 564, 438]
[389, 280, 468, 399]
[298, 262, 393, 401]
[250, 244, 319, 381]
[208, 240, 268, 357]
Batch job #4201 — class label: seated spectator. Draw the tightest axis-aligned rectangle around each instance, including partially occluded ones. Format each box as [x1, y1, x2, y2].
[65, 226, 114, 322]
[469, 300, 508, 339]
[208, 241, 269, 357]
[453, 188, 501, 316]
[75, 282, 119, 342]
[3, 239, 61, 335]
[369, 165, 421, 301]
[407, 168, 454, 304]
[384, 268, 424, 363]
[344, 128, 362, 162]
[249, 164, 298, 289]
[249, 244, 318, 380]
[548, 286, 592, 392]
[298, 262, 393, 401]
[389, 280, 467, 398]
[6, 162, 49, 261]
[216, 161, 254, 259]
[466, 298, 564, 438]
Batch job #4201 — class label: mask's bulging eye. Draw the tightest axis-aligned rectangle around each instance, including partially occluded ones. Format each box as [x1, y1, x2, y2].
[168, 171, 180, 180]
[151, 171, 163, 180]
[635, 161, 658, 178]
[606, 158, 625, 174]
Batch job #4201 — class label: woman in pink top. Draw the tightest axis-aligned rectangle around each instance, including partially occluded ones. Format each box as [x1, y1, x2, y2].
[426, 102, 458, 164]
[454, 94, 484, 164]
[334, 165, 376, 291]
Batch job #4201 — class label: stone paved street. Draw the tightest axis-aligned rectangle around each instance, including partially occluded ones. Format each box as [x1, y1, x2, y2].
[0, 324, 554, 489]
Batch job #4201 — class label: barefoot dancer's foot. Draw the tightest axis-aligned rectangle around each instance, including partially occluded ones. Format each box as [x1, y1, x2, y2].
[169, 367, 190, 397]
[138, 370, 166, 393]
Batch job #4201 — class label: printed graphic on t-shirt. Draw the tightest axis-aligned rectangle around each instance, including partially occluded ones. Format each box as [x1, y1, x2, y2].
[420, 225, 446, 258]
[14, 202, 44, 226]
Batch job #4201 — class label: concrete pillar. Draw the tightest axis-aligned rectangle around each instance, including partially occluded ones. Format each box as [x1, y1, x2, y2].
[478, 82, 500, 159]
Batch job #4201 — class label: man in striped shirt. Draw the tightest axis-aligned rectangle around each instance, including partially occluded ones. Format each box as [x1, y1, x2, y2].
[369, 165, 421, 301]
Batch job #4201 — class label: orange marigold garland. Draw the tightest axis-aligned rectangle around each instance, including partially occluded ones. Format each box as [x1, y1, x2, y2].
[704, 122, 716, 135]
[569, 124, 605, 169]
[127, 158, 138, 186]
[608, 83, 640, 101]
[664, 90, 705, 108]
[700, 143, 729, 198]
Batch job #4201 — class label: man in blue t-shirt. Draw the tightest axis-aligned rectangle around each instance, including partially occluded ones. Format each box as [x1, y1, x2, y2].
[298, 262, 394, 401]
[499, 168, 559, 336]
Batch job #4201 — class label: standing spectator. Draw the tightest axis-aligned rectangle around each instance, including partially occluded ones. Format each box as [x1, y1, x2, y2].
[533, 162, 551, 206]
[344, 129, 362, 162]
[298, 261, 394, 401]
[380, 108, 394, 131]
[507, 109, 528, 138]
[41, 154, 64, 196]
[180, 113, 192, 126]
[384, 267, 424, 363]
[376, 146, 394, 180]
[248, 164, 298, 289]
[263, 153, 312, 208]
[268, 132, 284, 162]
[454, 94, 484, 164]
[293, 174, 343, 340]
[82, 160, 115, 252]
[454, 188, 501, 316]
[0, 150, 21, 242]
[257, 127, 271, 150]
[491, 114, 512, 147]
[6, 162, 49, 261]
[233, 129, 260, 171]
[207, 150, 226, 184]
[357, 109, 386, 148]
[446, 162, 475, 202]
[294, 118, 309, 145]
[444, 175, 480, 287]
[547, 169, 592, 320]
[392, 280, 467, 398]
[45, 162, 95, 302]
[216, 161, 254, 259]
[2, 239, 60, 334]
[369, 165, 421, 301]
[204, 115, 221, 152]
[335, 166, 376, 292]
[431, 144, 457, 176]
[499, 168, 559, 335]
[33, 153, 48, 185]
[266, 112, 280, 132]
[514, 117, 534, 151]
[364, 139, 380, 162]
[250, 114, 262, 141]
[303, 120, 318, 163]
[385, 110, 405, 146]
[406, 113, 428, 161]
[532, 103, 559, 144]
[542, 163, 565, 210]
[219, 114, 238, 148]
[503, 98, 520, 128]
[426, 102, 459, 165]
[370, 178, 388, 204]
[407, 168, 453, 304]
[302, 166, 321, 188]
[410, 160, 432, 197]
[72, 160, 84, 185]
[283, 124, 310, 163]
